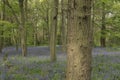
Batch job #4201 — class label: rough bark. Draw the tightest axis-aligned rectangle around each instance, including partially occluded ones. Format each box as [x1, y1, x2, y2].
[50, 0, 58, 62]
[19, 0, 27, 56]
[100, 2, 106, 47]
[66, 0, 93, 80]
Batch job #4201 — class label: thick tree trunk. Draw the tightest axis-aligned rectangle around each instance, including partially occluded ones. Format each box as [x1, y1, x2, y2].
[100, 2, 106, 47]
[50, 0, 58, 62]
[66, 0, 93, 80]
[19, 0, 27, 56]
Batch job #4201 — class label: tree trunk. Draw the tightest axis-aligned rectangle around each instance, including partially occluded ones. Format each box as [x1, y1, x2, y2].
[66, 0, 93, 80]
[19, 0, 27, 56]
[33, 25, 37, 46]
[24, 0, 28, 21]
[50, 0, 58, 62]
[100, 2, 106, 47]
[92, 0, 95, 46]
[46, 6, 50, 45]
[61, 0, 67, 52]
[0, 0, 6, 53]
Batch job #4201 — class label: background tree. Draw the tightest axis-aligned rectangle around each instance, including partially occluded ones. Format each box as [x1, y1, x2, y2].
[100, 2, 106, 47]
[60, 0, 67, 52]
[19, 0, 27, 56]
[0, 0, 6, 53]
[50, 0, 58, 62]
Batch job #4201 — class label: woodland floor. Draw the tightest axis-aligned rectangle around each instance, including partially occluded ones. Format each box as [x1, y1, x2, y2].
[0, 46, 120, 80]
[0, 46, 120, 58]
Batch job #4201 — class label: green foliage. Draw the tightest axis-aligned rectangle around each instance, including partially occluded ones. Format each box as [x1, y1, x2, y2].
[0, 0, 120, 46]
[0, 20, 17, 38]
[13, 74, 28, 80]
[52, 73, 61, 80]
[94, 0, 120, 47]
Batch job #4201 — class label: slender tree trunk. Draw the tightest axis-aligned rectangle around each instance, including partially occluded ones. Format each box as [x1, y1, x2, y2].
[33, 1, 39, 46]
[100, 2, 106, 47]
[24, 0, 28, 21]
[33, 25, 37, 46]
[50, 0, 58, 62]
[46, 0, 50, 46]
[0, 27, 3, 53]
[61, 0, 67, 52]
[15, 32, 19, 51]
[43, 26, 45, 43]
[66, 0, 93, 80]
[46, 7, 50, 45]
[19, 0, 27, 56]
[0, 0, 6, 53]
[92, 0, 95, 46]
